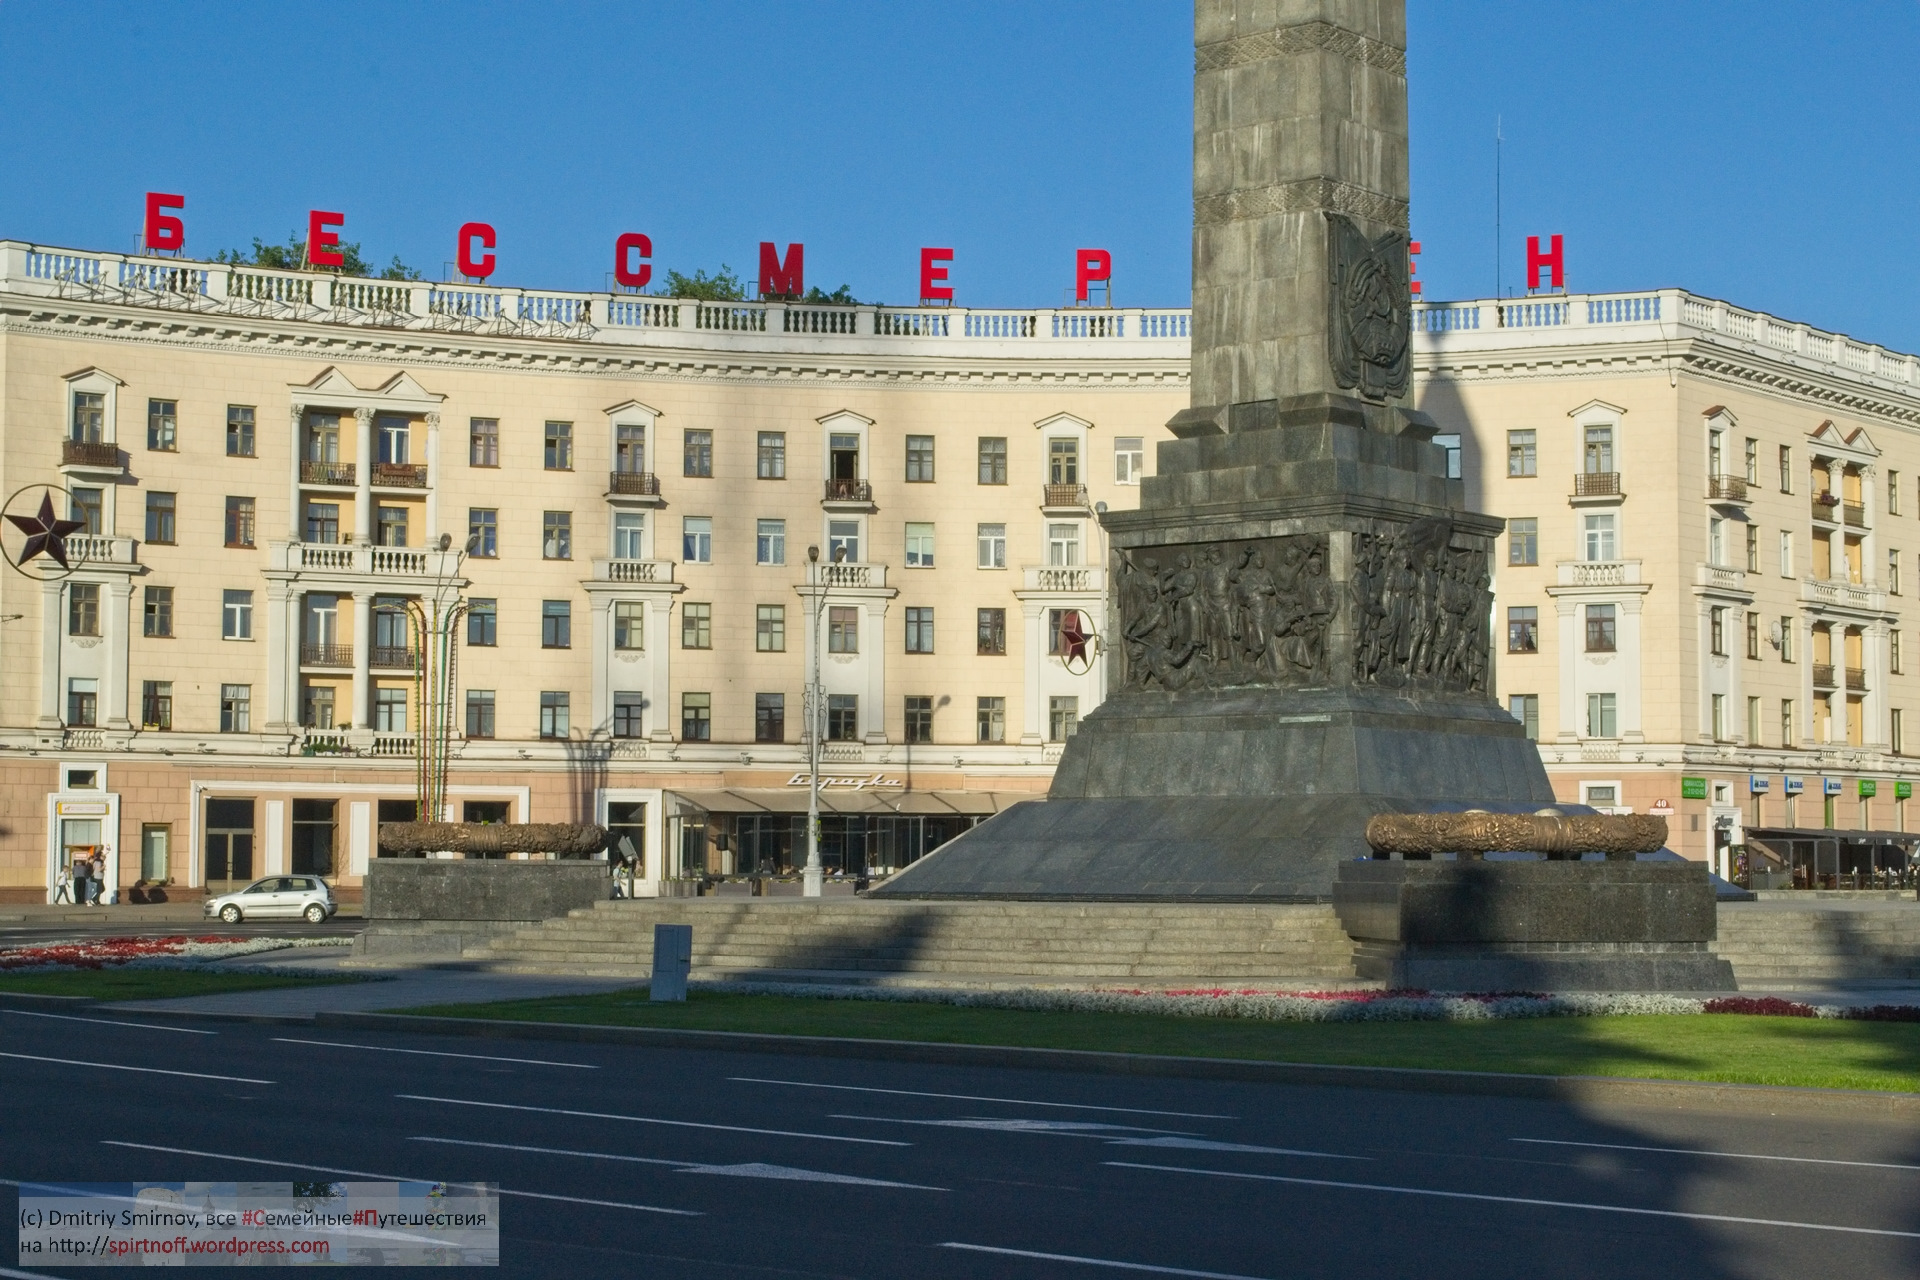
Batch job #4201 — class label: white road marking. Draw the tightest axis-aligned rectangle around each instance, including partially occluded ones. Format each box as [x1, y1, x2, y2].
[99, 1141, 699, 1216]
[729, 1076, 1234, 1119]
[1513, 1137, 1920, 1173]
[1, 1265, 72, 1280]
[396, 1093, 909, 1147]
[3, 1009, 218, 1034]
[836, 1115, 1186, 1136]
[1105, 1136, 1368, 1160]
[1105, 1161, 1920, 1239]
[274, 1037, 597, 1069]
[939, 1242, 1274, 1278]
[0, 1050, 269, 1084]
[410, 1135, 944, 1189]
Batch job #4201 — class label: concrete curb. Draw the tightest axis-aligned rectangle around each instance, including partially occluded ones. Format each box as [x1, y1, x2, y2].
[314, 1010, 1920, 1119]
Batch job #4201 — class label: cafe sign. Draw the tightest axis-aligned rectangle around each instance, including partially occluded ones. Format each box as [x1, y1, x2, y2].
[786, 773, 903, 791]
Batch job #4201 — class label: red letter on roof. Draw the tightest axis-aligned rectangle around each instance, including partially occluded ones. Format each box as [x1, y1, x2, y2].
[919, 247, 954, 303]
[143, 192, 185, 253]
[307, 211, 345, 268]
[458, 222, 497, 280]
[759, 242, 803, 298]
[614, 233, 653, 289]
[1075, 248, 1111, 303]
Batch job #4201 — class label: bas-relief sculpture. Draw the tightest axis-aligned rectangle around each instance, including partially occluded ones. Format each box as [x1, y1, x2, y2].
[1325, 212, 1412, 403]
[1117, 536, 1333, 690]
[1351, 517, 1492, 694]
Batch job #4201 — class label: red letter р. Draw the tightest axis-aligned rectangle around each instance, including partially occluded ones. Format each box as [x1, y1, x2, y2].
[758, 242, 803, 298]
[919, 247, 954, 303]
[307, 211, 345, 268]
[1075, 248, 1112, 302]
[1526, 234, 1563, 290]
[1408, 240, 1422, 297]
[614, 233, 653, 289]
[458, 222, 497, 279]
[144, 192, 185, 253]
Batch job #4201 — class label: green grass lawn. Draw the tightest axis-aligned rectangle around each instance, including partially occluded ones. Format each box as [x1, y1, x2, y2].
[0, 969, 367, 1000]
[398, 988, 1920, 1093]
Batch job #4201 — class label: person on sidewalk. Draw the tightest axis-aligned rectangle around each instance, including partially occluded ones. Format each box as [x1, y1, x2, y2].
[89, 857, 106, 905]
[53, 865, 72, 904]
[71, 859, 89, 908]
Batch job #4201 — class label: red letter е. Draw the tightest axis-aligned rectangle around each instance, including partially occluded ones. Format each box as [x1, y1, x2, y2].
[307, 211, 345, 268]
[919, 248, 954, 303]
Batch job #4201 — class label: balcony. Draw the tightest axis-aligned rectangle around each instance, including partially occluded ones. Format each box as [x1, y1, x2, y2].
[1844, 503, 1867, 528]
[60, 439, 122, 471]
[813, 561, 888, 589]
[822, 478, 874, 507]
[1694, 563, 1748, 593]
[299, 643, 353, 668]
[607, 470, 662, 501]
[1706, 474, 1748, 503]
[1554, 559, 1643, 587]
[1021, 564, 1108, 593]
[274, 542, 465, 578]
[1812, 494, 1841, 522]
[1847, 666, 1868, 691]
[370, 462, 428, 489]
[1042, 483, 1092, 513]
[1813, 663, 1836, 689]
[1571, 471, 1623, 501]
[1800, 576, 1886, 612]
[592, 557, 677, 584]
[369, 645, 416, 671]
[65, 534, 138, 566]
[301, 461, 356, 486]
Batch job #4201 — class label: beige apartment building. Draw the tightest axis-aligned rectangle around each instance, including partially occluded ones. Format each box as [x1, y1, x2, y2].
[7, 239, 1920, 900]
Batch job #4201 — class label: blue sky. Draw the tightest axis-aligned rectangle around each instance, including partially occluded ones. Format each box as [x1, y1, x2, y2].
[4, 3, 1917, 348]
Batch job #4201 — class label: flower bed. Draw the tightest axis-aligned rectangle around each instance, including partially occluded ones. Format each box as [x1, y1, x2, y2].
[0, 935, 352, 973]
[696, 980, 1920, 1024]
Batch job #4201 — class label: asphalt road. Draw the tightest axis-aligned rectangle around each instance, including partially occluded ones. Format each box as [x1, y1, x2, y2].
[0, 918, 361, 947]
[2, 1011, 1918, 1279]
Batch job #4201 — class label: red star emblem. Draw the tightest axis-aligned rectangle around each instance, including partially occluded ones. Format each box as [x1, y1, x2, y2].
[7, 493, 87, 570]
[1060, 610, 1088, 661]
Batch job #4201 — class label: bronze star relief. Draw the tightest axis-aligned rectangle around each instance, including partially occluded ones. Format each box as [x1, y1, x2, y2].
[7, 493, 86, 569]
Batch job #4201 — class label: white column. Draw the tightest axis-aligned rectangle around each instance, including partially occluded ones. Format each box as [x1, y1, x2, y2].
[353, 408, 374, 544]
[1867, 621, 1891, 748]
[37, 576, 61, 728]
[263, 799, 285, 875]
[649, 595, 675, 741]
[1554, 598, 1578, 741]
[348, 801, 372, 876]
[265, 583, 295, 731]
[350, 591, 372, 731]
[103, 579, 132, 730]
[1019, 599, 1045, 745]
[288, 403, 305, 541]
[1620, 594, 1646, 742]
[862, 598, 888, 744]
[424, 411, 441, 540]
[591, 595, 611, 733]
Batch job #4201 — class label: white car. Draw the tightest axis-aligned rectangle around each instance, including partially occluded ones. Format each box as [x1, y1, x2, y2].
[204, 876, 336, 924]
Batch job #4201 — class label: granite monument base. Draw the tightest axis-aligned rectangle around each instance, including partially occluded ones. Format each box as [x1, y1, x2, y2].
[1332, 859, 1734, 992]
[355, 859, 610, 960]
[870, 685, 1555, 902]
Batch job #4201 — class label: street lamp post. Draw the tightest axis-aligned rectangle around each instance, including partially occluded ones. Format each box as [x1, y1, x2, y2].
[803, 544, 824, 897]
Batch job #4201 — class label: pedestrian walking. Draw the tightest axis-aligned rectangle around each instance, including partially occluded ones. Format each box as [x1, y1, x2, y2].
[89, 857, 106, 905]
[71, 858, 89, 907]
[53, 865, 72, 904]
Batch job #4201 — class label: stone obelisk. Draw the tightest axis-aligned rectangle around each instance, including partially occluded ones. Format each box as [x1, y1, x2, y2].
[875, 0, 1556, 902]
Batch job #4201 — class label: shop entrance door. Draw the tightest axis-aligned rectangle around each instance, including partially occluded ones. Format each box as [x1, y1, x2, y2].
[204, 798, 255, 893]
[59, 819, 102, 904]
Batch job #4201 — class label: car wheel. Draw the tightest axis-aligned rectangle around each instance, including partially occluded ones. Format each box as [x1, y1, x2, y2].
[220, 904, 243, 924]
[304, 903, 327, 924]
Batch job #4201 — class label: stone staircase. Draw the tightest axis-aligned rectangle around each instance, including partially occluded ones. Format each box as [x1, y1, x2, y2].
[457, 899, 1366, 988]
[1712, 901, 1920, 989]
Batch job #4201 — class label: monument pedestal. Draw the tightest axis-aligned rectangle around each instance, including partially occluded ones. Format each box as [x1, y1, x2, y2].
[1332, 860, 1735, 992]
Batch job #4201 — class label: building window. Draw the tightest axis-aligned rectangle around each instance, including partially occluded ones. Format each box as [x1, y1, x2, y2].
[615, 601, 646, 651]
[470, 417, 499, 467]
[1893, 629, 1904, 675]
[220, 683, 251, 732]
[755, 693, 785, 743]
[755, 604, 785, 652]
[1781, 699, 1795, 745]
[376, 415, 410, 465]
[1507, 430, 1537, 477]
[143, 586, 173, 638]
[373, 687, 408, 733]
[1508, 694, 1539, 740]
[1780, 530, 1794, 577]
[1708, 429, 1725, 480]
[146, 399, 176, 452]
[757, 432, 786, 480]
[756, 519, 785, 565]
[67, 583, 100, 637]
[540, 691, 571, 739]
[1049, 696, 1080, 742]
[1047, 523, 1082, 567]
[465, 690, 495, 739]
[224, 496, 255, 547]
[1586, 691, 1617, 739]
[469, 508, 498, 558]
[1432, 432, 1463, 479]
[828, 606, 859, 653]
[1507, 606, 1538, 653]
[977, 523, 1007, 569]
[1708, 517, 1725, 567]
[222, 589, 252, 640]
[681, 692, 711, 741]
[1895, 708, 1906, 755]
[830, 433, 861, 483]
[1508, 518, 1538, 566]
[145, 491, 176, 544]
[374, 505, 408, 548]
[978, 437, 1008, 485]
[141, 680, 172, 730]
[1710, 606, 1727, 657]
[682, 602, 712, 649]
[906, 522, 935, 568]
[1746, 524, 1759, 573]
[614, 512, 645, 560]
[1747, 611, 1760, 660]
[1048, 438, 1081, 485]
[977, 696, 1006, 742]
[544, 421, 573, 470]
[905, 435, 936, 483]
[904, 695, 934, 743]
[226, 406, 255, 457]
[542, 600, 571, 648]
[1712, 693, 1727, 742]
[1745, 438, 1759, 485]
[1585, 604, 1617, 653]
[1779, 615, 1794, 662]
[1583, 425, 1613, 474]
[542, 511, 572, 560]
[614, 423, 646, 474]
[70, 390, 105, 443]
[977, 607, 1007, 655]
[1115, 436, 1145, 484]
[828, 520, 860, 564]
[467, 599, 497, 646]
[1892, 550, 1902, 595]
[306, 502, 340, 545]
[1748, 696, 1763, 745]
[67, 486, 102, 535]
[682, 516, 712, 563]
[906, 607, 935, 654]
[1779, 445, 1793, 493]
[1893, 471, 1904, 516]
[612, 693, 645, 739]
[1048, 609, 1085, 656]
[826, 694, 859, 741]
[66, 678, 97, 727]
[1583, 514, 1616, 562]
[684, 429, 713, 477]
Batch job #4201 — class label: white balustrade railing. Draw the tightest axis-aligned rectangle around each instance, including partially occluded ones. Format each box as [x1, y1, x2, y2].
[595, 558, 675, 583]
[1022, 565, 1107, 592]
[333, 279, 413, 313]
[282, 542, 460, 577]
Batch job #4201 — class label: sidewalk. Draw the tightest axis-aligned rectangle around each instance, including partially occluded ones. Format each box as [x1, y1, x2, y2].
[0, 902, 363, 925]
